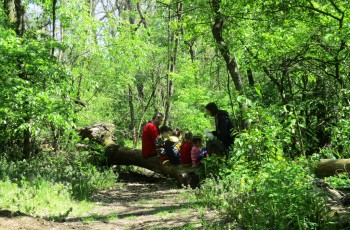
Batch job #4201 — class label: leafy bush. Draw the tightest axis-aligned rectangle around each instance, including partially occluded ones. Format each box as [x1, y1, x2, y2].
[198, 159, 333, 230]
[325, 173, 350, 189]
[0, 27, 75, 158]
[0, 151, 117, 200]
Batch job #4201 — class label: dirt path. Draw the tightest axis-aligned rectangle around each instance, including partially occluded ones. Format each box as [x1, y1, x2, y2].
[0, 173, 219, 230]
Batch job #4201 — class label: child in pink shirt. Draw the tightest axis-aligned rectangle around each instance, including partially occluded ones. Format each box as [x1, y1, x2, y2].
[191, 136, 202, 167]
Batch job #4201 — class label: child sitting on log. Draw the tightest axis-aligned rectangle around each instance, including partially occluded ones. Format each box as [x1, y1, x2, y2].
[191, 136, 210, 167]
[164, 128, 182, 164]
[191, 136, 203, 167]
[180, 131, 193, 166]
[155, 126, 171, 161]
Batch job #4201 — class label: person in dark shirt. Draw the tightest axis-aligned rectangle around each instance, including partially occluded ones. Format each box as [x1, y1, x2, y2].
[164, 128, 182, 164]
[155, 125, 171, 161]
[205, 102, 234, 150]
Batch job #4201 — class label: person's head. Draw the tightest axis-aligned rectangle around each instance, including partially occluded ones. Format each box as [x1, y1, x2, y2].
[152, 112, 164, 126]
[160, 126, 171, 138]
[205, 102, 219, 117]
[172, 128, 181, 137]
[184, 131, 193, 142]
[192, 136, 202, 147]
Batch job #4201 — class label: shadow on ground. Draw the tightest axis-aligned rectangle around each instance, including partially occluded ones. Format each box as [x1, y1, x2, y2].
[62, 171, 219, 229]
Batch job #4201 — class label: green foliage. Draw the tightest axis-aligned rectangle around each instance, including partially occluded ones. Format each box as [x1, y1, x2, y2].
[1, 0, 350, 227]
[0, 25, 75, 157]
[325, 173, 350, 189]
[0, 152, 117, 200]
[321, 102, 350, 159]
[0, 179, 92, 220]
[199, 159, 333, 229]
[197, 104, 333, 229]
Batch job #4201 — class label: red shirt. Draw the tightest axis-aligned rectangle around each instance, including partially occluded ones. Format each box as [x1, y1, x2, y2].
[180, 141, 193, 164]
[142, 122, 159, 158]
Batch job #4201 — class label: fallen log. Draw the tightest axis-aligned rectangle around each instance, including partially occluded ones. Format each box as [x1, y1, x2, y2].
[315, 159, 350, 178]
[78, 124, 350, 179]
[78, 123, 116, 146]
[105, 144, 193, 179]
[78, 124, 197, 187]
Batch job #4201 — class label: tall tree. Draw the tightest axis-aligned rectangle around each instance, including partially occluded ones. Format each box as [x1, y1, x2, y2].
[164, 1, 181, 126]
[210, 0, 243, 92]
[4, 0, 25, 36]
[3, 0, 31, 158]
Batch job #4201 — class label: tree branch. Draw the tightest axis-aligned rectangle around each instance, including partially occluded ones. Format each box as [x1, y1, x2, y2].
[302, 1, 341, 21]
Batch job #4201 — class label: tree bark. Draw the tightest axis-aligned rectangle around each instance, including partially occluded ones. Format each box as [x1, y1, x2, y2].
[79, 124, 348, 182]
[52, 0, 57, 56]
[4, 0, 25, 36]
[105, 145, 192, 178]
[164, 2, 181, 126]
[211, 0, 243, 92]
[315, 159, 350, 178]
[247, 69, 254, 87]
[136, 82, 157, 146]
[128, 86, 137, 147]
[109, 149, 350, 179]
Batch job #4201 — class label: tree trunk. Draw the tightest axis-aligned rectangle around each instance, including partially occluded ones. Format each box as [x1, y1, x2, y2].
[211, 0, 243, 92]
[4, 0, 25, 36]
[164, 2, 181, 126]
[128, 86, 137, 147]
[78, 124, 348, 184]
[247, 69, 254, 87]
[51, 0, 57, 56]
[109, 149, 350, 179]
[79, 124, 196, 185]
[135, 84, 157, 147]
[105, 145, 193, 178]
[23, 128, 31, 159]
[315, 159, 350, 178]
[4, 0, 30, 158]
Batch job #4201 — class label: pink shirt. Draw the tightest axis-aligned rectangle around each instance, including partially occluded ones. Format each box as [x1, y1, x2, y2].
[191, 146, 201, 167]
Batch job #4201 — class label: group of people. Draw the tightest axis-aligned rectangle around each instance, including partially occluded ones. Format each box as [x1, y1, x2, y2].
[141, 102, 234, 167]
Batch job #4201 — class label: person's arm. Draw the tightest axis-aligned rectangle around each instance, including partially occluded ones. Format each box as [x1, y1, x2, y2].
[155, 136, 161, 147]
[150, 125, 160, 141]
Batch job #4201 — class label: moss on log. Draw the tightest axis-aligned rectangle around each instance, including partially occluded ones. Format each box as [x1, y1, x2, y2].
[315, 159, 350, 178]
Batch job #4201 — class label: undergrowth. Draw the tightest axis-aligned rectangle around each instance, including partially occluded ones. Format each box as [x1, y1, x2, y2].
[194, 104, 338, 230]
[0, 151, 117, 220]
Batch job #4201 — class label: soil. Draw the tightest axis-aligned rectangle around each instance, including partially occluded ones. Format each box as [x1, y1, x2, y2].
[0, 172, 220, 230]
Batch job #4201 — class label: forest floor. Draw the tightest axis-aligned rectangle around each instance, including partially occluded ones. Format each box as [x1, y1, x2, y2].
[0, 171, 223, 230]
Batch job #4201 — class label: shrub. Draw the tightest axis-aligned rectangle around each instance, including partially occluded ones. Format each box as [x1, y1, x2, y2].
[196, 105, 333, 229]
[198, 158, 333, 229]
[0, 151, 117, 201]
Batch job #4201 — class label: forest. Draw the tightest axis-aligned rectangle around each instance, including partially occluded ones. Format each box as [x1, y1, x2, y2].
[1, 0, 350, 229]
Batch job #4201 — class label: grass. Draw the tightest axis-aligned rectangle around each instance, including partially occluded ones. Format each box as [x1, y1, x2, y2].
[0, 179, 94, 221]
[0, 151, 117, 221]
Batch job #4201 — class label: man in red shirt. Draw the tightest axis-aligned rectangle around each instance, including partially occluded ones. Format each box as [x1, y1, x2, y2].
[142, 113, 164, 158]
